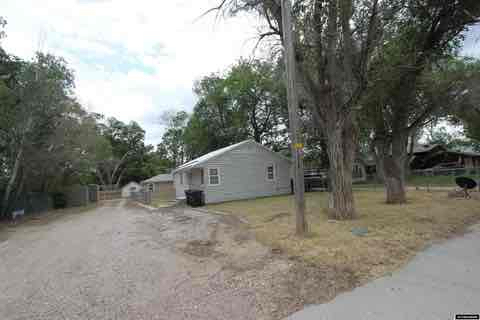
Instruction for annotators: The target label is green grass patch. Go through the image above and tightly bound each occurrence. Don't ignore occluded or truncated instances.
[407,174,480,186]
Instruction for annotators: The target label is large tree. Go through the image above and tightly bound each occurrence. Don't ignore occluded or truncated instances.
[96,117,153,187]
[363,2,480,204]
[182,59,288,160]
[213,0,384,219]
[0,53,77,216]
[223,59,287,145]
[157,110,189,166]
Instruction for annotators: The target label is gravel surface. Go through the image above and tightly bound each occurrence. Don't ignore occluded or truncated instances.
[0,200,352,320]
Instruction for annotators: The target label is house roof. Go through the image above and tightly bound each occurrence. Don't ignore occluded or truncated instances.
[173,139,291,174]
[412,144,444,154]
[447,150,480,157]
[142,173,173,183]
[412,143,480,157]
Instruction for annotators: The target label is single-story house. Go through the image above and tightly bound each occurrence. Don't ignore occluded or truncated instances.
[305,157,371,184]
[141,173,175,199]
[172,140,292,204]
[410,144,480,170]
[121,182,143,198]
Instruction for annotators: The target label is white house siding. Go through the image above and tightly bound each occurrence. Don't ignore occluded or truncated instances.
[202,142,291,204]
[174,172,187,199]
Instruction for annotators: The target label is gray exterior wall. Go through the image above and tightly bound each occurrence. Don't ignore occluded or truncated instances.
[174,141,292,204]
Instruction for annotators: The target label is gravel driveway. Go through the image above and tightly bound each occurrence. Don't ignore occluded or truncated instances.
[0,200,349,320]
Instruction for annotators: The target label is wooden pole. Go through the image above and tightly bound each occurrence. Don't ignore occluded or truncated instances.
[281,0,307,236]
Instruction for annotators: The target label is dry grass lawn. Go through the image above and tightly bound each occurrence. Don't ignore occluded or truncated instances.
[206,191,480,283]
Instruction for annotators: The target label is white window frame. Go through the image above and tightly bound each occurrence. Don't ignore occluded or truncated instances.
[148,183,154,192]
[266,163,276,181]
[208,167,221,186]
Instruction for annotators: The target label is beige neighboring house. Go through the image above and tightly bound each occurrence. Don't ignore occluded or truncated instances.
[172,140,292,204]
[141,173,175,199]
[121,182,143,198]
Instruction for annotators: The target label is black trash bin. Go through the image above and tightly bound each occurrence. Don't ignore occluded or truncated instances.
[184,189,204,207]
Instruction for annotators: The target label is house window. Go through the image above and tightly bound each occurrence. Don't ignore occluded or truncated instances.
[208,168,220,185]
[148,184,154,192]
[180,173,183,185]
[200,168,204,185]
[267,164,275,181]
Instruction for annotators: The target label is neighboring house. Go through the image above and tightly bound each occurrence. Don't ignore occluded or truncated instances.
[410,144,480,170]
[305,158,370,184]
[172,140,292,204]
[141,173,175,198]
[121,182,143,198]
[352,160,368,183]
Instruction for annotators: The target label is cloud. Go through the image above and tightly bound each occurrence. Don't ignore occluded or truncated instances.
[2,0,260,145]
[4,0,476,147]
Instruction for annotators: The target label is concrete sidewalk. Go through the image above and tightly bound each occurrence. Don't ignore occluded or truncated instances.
[288,224,480,320]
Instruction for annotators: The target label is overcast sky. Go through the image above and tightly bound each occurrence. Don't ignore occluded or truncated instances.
[2,0,479,146]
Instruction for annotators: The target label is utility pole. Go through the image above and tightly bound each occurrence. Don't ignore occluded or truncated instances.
[281,0,307,236]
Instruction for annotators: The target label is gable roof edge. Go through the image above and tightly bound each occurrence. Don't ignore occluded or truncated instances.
[173,140,292,174]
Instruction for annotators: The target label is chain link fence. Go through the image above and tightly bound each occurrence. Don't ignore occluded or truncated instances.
[305,167,480,192]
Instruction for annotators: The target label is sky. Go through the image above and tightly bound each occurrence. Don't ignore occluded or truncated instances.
[2,0,263,145]
[1,0,479,146]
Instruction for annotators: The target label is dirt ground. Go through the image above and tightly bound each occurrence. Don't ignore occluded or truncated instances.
[0,200,353,320]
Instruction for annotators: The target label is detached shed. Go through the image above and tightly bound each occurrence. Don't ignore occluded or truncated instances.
[141,173,175,200]
[172,140,292,204]
[121,182,142,198]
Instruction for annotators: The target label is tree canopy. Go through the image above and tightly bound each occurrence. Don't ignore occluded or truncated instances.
[158,59,288,163]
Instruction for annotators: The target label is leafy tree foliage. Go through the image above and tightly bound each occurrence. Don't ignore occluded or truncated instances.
[422,124,480,152]
[447,59,480,150]
[213,0,387,219]
[365,32,480,204]
[95,117,172,187]
[0,52,95,216]
[183,59,287,159]
[157,111,189,166]
[0,22,173,217]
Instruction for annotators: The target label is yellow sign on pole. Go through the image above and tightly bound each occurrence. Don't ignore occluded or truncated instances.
[293,143,304,150]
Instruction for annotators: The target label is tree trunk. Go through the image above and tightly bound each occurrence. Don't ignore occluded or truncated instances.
[382,156,407,204]
[371,142,384,183]
[13,172,26,205]
[375,133,408,204]
[1,146,23,217]
[95,168,107,187]
[114,169,125,189]
[325,123,356,220]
